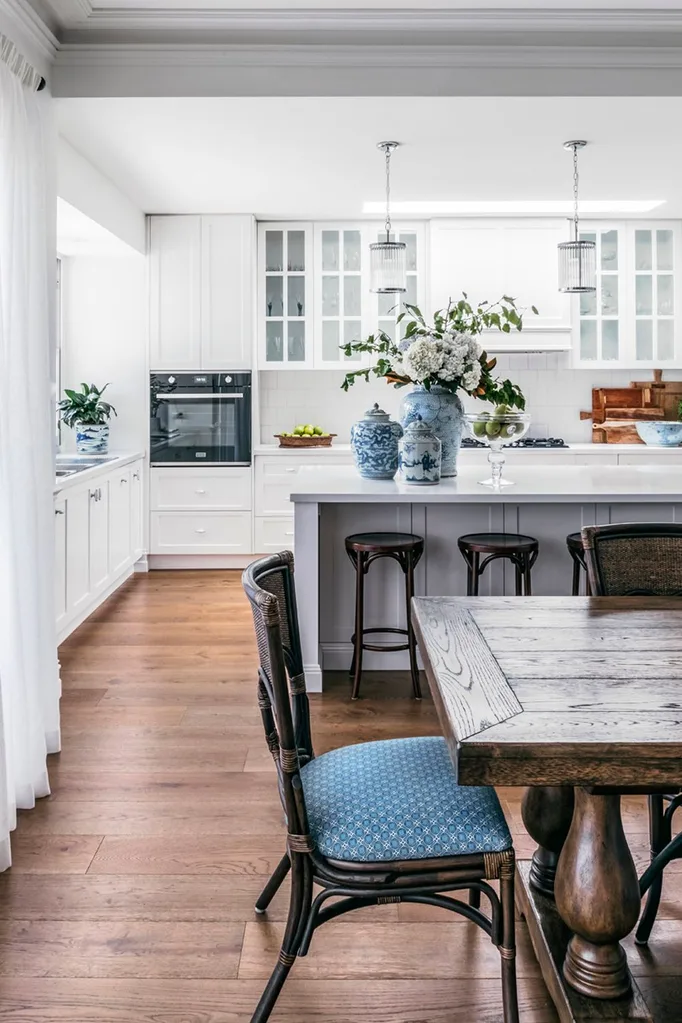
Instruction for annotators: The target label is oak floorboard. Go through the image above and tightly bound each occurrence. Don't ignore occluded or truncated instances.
[2,571,675,1022]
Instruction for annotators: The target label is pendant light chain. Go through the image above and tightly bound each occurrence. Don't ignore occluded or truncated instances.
[384,144,392,240]
[572,143,580,241]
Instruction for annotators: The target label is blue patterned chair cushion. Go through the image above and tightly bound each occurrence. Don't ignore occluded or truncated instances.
[300,736,511,863]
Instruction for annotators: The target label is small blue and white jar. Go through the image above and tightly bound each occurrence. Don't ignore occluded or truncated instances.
[350,403,403,480]
[75,423,110,454]
[399,415,442,486]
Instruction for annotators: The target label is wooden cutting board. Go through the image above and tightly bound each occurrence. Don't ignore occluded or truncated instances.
[580,370,672,443]
[632,369,682,422]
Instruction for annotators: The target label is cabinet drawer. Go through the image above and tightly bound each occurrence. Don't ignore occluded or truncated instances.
[150,511,252,554]
[255,456,350,515]
[255,516,295,553]
[151,467,252,511]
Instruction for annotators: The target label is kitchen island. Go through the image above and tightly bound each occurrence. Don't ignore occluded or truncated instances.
[291,463,682,691]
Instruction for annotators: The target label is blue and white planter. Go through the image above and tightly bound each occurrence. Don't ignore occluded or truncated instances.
[75,423,110,454]
[400,384,464,478]
[399,415,442,486]
[350,403,403,480]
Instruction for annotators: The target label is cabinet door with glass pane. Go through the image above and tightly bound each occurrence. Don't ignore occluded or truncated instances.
[259,224,313,369]
[369,224,426,346]
[574,225,623,366]
[313,225,369,368]
[631,223,679,367]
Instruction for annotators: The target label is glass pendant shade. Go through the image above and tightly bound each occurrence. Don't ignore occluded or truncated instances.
[370,239,407,294]
[558,238,597,293]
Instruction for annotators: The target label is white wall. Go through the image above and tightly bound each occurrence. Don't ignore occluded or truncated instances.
[259,356,682,445]
[60,254,148,455]
[57,138,146,254]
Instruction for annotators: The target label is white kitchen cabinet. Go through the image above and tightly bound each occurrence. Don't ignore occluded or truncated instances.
[255,516,296,554]
[54,497,67,632]
[201,215,254,370]
[150,215,255,371]
[150,216,202,370]
[259,223,313,368]
[429,219,572,351]
[150,511,252,554]
[151,467,251,511]
[109,468,132,577]
[130,463,144,558]
[88,480,110,595]
[573,221,682,369]
[616,452,682,465]
[65,485,91,619]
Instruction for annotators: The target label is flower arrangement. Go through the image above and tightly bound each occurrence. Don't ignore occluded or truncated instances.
[340,294,537,409]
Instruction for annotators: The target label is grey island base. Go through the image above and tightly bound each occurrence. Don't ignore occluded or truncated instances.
[291,464,682,692]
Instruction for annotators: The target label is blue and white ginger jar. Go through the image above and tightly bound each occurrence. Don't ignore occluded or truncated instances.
[399,415,441,486]
[400,384,464,478]
[350,403,403,480]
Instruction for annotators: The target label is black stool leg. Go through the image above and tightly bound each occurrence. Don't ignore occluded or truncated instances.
[571,556,581,596]
[404,551,422,700]
[470,552,481,596]
[523,554,534,596]
[514,559,523,596]
[350,551,366,701]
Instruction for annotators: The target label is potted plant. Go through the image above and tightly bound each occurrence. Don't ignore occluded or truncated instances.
[340,294,535,477]
[58,382,117,454]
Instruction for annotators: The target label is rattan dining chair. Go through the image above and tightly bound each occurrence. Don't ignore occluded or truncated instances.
[582,522,682,945]
[242,551,519,1023]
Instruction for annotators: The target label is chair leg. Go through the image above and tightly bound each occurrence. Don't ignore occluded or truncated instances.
[471,552,480,596]
[636,793,670,945]
[571,557,581,596]
[514,560,523,596]
[250,856,312,1023]
[500,865,520,1023]
[405,552,422,700]
[350,552,366,701]
[255,853,291,914]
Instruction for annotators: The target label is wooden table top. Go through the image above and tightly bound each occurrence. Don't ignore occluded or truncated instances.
[411,596,682,788]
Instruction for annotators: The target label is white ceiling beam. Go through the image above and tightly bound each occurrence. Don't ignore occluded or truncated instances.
[41,0,91,27]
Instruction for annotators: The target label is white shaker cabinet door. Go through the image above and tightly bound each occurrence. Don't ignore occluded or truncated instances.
[130,462,145,559]
[150,216,202,370]
[89,481,110,595]
[201,216,254,370]
[109,468,132,576]
[54,497,68,632]
[66,485,91,618]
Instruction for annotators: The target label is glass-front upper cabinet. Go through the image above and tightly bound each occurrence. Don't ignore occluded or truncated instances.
[259,224,313,369]
[574,221,681,368]
[313,225,367,368]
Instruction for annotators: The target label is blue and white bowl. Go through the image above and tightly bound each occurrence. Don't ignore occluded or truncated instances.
[635,421,682,447]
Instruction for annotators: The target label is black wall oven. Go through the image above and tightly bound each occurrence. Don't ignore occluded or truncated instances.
[150,372,252,466]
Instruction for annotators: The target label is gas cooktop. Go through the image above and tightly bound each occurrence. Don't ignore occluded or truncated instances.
[461,437,569,449]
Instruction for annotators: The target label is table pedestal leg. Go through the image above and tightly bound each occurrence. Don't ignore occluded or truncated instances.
[555,788,641,1000]
[522,786,575,898]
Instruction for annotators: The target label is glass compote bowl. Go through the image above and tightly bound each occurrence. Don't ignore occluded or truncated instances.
[464,410,532,488]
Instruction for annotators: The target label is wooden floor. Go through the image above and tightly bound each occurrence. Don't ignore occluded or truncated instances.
[0,571,681,1021]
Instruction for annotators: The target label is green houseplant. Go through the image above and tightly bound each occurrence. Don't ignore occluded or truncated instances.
[58,382,117,454]
[341,294,536,477]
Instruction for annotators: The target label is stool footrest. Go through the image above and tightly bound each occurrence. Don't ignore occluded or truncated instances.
[350,627,410,655]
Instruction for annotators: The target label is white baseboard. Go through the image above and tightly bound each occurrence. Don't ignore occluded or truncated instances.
[134,554,149,573]
[321,642,423,673]
[148,554,259,570]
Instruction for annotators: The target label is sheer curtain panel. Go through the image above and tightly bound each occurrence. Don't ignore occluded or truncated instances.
[0,44,60,870]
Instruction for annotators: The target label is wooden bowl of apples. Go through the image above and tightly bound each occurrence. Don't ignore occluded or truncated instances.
[275,424,336,448]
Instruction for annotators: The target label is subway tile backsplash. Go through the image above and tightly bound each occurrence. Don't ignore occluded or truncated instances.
[258,356,682,445]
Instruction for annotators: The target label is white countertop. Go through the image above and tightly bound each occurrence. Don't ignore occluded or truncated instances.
[54,452,144,493]
[255,442,682,457]
[290,464,682,504]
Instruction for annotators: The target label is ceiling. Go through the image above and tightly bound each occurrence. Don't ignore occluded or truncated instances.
[56,95,682,219]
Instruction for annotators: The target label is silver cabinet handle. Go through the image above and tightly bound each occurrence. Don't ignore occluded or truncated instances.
[195,489,206,494]
[285,468,297,473]
[195,528,206,534]
[285,531,294,536]
[55,508,64,515]
[98,488,102,500]
[121,478,128,484]
[132,471,140,480]
[90,491,97,501]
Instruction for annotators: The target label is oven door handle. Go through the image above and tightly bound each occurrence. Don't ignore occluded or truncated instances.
[156,393,244,400]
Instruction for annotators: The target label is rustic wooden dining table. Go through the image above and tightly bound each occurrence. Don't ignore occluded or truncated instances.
[411,595,682,1023]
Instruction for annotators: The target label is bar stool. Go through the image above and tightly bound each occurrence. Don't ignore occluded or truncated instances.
[345,532,424,701]
[458,533,539,596]
[566,531,591,596]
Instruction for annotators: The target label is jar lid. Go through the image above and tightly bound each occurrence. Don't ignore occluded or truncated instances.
[363,402,391,422]
[404,414,437,438]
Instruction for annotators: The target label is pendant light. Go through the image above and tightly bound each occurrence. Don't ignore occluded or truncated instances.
[558,140,596,294]
[370,141,407,294]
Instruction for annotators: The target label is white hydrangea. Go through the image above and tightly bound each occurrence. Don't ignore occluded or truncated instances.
[396,331,484,389]
[402,338,445,382]
[462,363,482,391]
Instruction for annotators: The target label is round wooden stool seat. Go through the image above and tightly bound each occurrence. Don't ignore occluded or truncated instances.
[566,531,591,596]
[457,532,539,597]
[345,532,424,701]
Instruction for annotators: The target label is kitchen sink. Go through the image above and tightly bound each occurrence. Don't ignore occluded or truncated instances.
[55,456,117,472]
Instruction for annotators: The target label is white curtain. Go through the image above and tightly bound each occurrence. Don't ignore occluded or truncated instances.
[0,47,60,870]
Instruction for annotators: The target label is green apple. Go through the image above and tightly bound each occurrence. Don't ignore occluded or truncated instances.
[293,425,305,436]
[485,420,502,437]
[303,426,315,436]
[473,420,487,437]
[313,425,323,435]
[494,403,510,417]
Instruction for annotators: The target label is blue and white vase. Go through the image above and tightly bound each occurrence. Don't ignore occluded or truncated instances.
[400,384,464,478]
[350,403,403,480]
[75,423,110,454]
[399,415,441,486]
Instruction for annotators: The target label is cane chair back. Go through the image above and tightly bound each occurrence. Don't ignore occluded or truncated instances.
[582,523,682,597]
